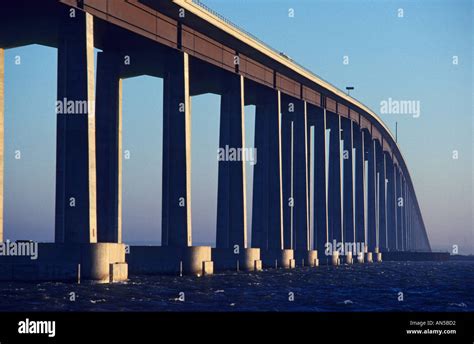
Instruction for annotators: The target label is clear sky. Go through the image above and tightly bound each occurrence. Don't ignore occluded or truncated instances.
[3,0,473,254]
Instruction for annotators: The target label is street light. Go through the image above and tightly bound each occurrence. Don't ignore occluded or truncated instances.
[346,86,354,95]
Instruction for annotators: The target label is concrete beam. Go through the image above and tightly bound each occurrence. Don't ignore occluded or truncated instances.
[162,51,192,247]
[55,9,97,243]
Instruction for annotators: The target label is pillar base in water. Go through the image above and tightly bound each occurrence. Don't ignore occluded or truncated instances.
[331,251,340,266]
[365,252,373,263]
[345,252,353,265]
[212,248,262,272]
[294,250,318,267]
[127,246,213,276]
[356,252,365,263]
[376,252,383,263]
[260,249,295,269]
[0,243,128,283]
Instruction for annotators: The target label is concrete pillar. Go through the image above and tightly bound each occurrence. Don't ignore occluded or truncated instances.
[407,193,412,251]
[341,118,355,250]
[96,51,122,243]
[403,179,409,251]
[396,168,403,250]
[345,251,353,264]
[327,112,342,245]
[400,176,406,251]
[55,9,97,243]
[377,142,387,251]
[353,125,366,252]
[281,99,293,249]
[386,154,396,251]
[331,251,340,266]
[293,101,309,252]
[365,133,377,253]
[162,51,192,247]
[313,107,328,258]
[216,74,247,249]
[251,87,283,251]
[0,48,3,243]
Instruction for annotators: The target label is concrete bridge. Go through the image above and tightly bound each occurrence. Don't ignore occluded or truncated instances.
[0,0,431,282]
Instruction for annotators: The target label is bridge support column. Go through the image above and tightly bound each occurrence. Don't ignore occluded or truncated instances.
[96,51,122,243]
[377,142,387,252]
[55,9,97,244]
[281,98,293,249]
[400,174,407,251]
[158,51,213,276]
[293,101,313,265]
[327,112,342,249]
[216,74,247,249]
[162,51,192,248]
[0,48,3,243]
[341,118,355,257]
[312,106,328,263]
[386,155,396,251]
[396,168,403,250]
[281,96,312,266]
[365,133,377,255]
[51,10,127,282]
[353,125,366,258]
[213,74,262,271]
[252,88,294,268]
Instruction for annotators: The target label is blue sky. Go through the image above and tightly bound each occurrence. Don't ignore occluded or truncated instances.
[3,0,473,253]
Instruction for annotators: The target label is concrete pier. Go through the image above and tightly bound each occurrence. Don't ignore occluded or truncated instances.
[294,250,318,267]
[353,126,366,250]
[55,9,97,244]
[327,112,342,244]
[331,251,340,266]
[127,246,213,276]
[212,248,261,272]
[261,249,295,269]
[0,243,127,282]
[216,73,247,251]
[345,251,353,265]
[312,106,329,256]
[365,252,374,263]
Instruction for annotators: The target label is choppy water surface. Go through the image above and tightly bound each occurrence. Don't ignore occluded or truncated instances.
[0,261,472,311]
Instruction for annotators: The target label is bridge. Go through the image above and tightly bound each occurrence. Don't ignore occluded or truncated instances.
[0,0,431,282]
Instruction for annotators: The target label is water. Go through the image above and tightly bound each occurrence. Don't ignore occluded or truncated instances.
[0,261,472,312]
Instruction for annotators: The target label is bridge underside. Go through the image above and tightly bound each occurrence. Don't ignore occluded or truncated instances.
[0,0,430,281]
